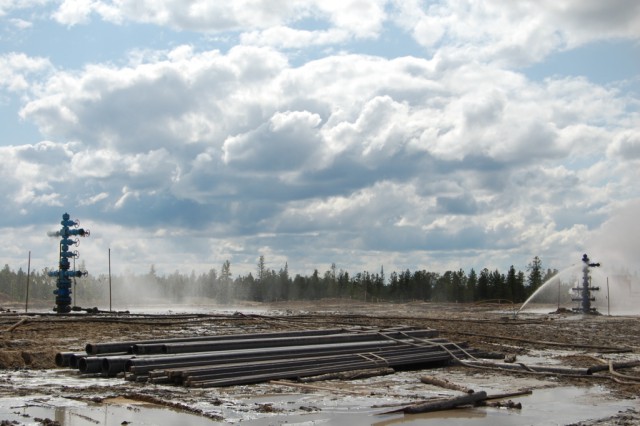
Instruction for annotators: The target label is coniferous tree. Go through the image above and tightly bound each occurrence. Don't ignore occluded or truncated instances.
[418,271,434,301]
[398,269,412,300]
[466,268,478,301]
[292,274,306,299]
[324,263,338,298]
[526,256,543,295]
[278,262,291,300]
[477,268,490,300]
[488,269,505,300]
[388,271,399,300]
[452,269,466,302]
[220,260,233,299]
[310,269,321,299]
[433,271,451,302]
[506,265,526,302]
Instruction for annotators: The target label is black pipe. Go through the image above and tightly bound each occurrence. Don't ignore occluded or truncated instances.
[128,341,402,376]
[186,351,459,388]
[78,356,105,374]
[126,337,446,377]
[180,345,470,380]
[145,340,459,380]
[69,353,89,369]
[58,326,483,388]
[169,342,463,380]
[159,330,438,355]
[101,355,137,376]
[87,327,365,355]
[175,352,388,382]
[94,334,456,378]
[146,344,472,388]
[55,352,86,367]
[131,327,379,355]
[176,347,465,385]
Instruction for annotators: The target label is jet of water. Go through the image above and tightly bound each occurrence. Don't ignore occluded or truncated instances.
[516,264,582,316]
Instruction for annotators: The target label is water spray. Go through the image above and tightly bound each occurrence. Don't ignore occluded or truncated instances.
[48,213,90,313]
[571,253,600,314]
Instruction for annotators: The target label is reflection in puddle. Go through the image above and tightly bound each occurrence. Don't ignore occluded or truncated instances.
[0,396,217,425]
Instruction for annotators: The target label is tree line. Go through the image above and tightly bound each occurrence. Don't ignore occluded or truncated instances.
[0,256,557,308]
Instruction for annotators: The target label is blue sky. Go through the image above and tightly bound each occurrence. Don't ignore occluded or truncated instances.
[1,0,639,280]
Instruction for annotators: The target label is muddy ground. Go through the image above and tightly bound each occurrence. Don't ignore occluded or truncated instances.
[0,300,638,425]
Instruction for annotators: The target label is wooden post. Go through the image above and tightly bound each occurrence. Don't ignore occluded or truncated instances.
[402,391,487,414]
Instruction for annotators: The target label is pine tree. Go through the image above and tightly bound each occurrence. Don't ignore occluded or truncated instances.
[526,256,543,294]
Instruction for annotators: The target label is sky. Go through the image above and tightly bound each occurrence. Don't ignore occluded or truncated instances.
[1,0,639,280]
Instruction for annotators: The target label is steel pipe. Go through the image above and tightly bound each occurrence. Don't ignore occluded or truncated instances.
[101,355,138,376]
[63,327,475,388]
[78,356,105,374]
[177,351,448,385]
[186,351,462,388]
[55,352,86,367]
[126,337,441,377]
[146,344,473,386]
[159,330,438,355]
[165,341,462,380]
[69,353,89,369]
[86,327,381,355]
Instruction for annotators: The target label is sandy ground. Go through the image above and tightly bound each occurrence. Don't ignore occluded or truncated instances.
[0,300,638,425]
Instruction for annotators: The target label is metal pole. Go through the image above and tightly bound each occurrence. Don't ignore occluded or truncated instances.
[25,251,31,313]
[607,277,610,316]
[108,248,112,312]
[73,256,76,308]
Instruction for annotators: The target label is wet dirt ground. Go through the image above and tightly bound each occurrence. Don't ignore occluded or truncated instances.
[0,300,638,425]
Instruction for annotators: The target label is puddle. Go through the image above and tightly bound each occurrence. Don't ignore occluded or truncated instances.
[372,386,634,426]
[0,396,217,425]
[228,386,636,425]
[0,368,636,424]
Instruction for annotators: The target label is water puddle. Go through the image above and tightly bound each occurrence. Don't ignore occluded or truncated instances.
[0,369,636,424]
[372,386,634,426]
[0,396,216,426]
[231,386,636,425]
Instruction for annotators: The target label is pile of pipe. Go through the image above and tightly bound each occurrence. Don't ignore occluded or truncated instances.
[56,326,478,388]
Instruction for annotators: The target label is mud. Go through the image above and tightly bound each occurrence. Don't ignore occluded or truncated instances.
[0,300,638,424]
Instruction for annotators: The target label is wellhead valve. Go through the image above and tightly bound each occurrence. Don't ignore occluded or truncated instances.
[48,212,90,313]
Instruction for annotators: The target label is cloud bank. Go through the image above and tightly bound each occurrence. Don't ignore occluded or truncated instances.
[0,0,638,278]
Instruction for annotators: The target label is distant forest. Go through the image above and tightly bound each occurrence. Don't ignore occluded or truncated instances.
[0,255,558,309]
